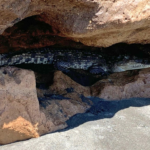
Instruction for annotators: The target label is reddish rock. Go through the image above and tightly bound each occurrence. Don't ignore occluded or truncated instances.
[0,0,149,52]
[49,71,91,97]
[1,66,150,145]
[0,67,89,145]
[48,69,150,101]
[0,66,41,144]
[91,69,150,100]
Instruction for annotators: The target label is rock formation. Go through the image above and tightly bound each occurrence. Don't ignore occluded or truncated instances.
[40,69,150,101]
[0,0,149,52]
[0,67,89,145]
[1,66,150,144]
[91,69,150,100]
[0,0,149,146]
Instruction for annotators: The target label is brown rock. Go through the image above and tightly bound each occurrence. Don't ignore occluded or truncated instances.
[0,0,149,52]
[49,71,91,97]
[91,69,150,100]
[0,66,42,144]
[40,99,89,127]
[0,67,89,145]
[48,69,150,101]
[1,66,150,145]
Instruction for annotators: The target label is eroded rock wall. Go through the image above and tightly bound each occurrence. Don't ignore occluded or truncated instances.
[0,0,149,52]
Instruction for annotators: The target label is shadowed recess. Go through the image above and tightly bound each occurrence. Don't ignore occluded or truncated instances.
[57,97,150,131]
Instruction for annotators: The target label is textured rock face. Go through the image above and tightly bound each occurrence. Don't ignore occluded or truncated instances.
[47,69,150,100]
[2,98,150,150]
[91,69,150,100]
[0,0,150,146]
[0,67,40,144]
[1,66,150,145]
[49,71,91,97]
[0,67,89,145]
[0,0,149,52]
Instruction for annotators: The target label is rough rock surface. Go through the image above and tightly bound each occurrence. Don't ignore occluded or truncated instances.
[0,0,149,146]
[49,71,91,97]
[0,67,89,145]
[1,66,150,145]
[91,68,150,100]
[46,69,150,100]
[0,0,149,52]
[1,97,150,150]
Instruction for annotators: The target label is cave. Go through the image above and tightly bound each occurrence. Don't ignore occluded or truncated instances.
[1,15,150,87]
[0,0,150,147]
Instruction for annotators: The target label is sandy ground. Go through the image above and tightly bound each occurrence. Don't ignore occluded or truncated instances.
[1,97,150,150]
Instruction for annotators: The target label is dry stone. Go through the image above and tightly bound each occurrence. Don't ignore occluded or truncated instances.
[0,67,88,145]
[91,68,150,100]
[0,0,149,52]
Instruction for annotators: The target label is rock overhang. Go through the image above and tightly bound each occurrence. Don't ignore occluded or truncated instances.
[0,0,150,145]
[0,0,149,53]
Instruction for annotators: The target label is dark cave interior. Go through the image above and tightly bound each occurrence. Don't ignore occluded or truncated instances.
[0,15,150,87]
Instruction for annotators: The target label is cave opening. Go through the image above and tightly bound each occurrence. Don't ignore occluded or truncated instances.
[0,10,150,145]
[0,14,150,102]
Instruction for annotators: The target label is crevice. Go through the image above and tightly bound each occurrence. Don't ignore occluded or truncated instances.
[0,12,150,143]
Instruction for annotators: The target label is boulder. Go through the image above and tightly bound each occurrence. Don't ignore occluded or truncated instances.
[0,67,88,145]
[91,68,150,100]
[1,66,150,145]
[0,66,41,144]
[49,71,91,97]
[47,69,150,100]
